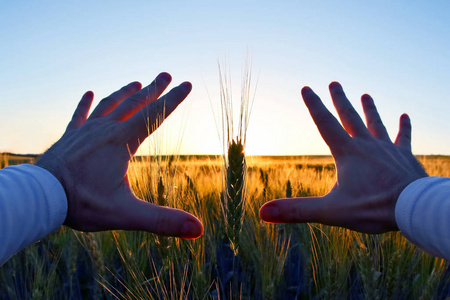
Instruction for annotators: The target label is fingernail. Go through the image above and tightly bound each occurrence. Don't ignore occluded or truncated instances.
[301,86,313,96]
[83,91,94,98]
[129,81,142,90]
[181,221,199,238]
[180,81,192,90]
[269,206,280,220]
[329,81,341,90]
[158,72,172,82]
[302,86,311,92]
[261,204,280,221]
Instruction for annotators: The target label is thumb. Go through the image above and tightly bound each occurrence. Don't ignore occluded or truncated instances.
[259,196,326,224]
[117,197,204,239]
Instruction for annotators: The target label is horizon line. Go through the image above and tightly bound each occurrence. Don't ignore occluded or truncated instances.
[2,152,449,158]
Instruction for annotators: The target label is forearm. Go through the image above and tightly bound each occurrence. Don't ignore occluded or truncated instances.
[0,164,67,265]
[395,176,450,260]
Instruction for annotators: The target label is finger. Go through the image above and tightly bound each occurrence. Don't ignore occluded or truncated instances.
[329,82,370,138]
[66,91,94,131]
[259,192,372,232]
[89,81,142,119]
[361,94,391,141]
[118,197,203,239]
[123,81,192,150]
[259,197,326,224]
[394,113,412,151]
[301,86,351,153]
[108,72,172,121]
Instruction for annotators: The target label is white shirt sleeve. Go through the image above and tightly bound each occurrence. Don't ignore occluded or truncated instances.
[395,176,450,260]
[0,164,67,265]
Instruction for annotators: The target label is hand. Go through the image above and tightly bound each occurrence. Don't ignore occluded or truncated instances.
[260,82,428,233]
[35,72,203,239]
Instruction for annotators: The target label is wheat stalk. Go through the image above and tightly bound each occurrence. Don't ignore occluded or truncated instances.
[218,55,257,254]
[0,153,9,169]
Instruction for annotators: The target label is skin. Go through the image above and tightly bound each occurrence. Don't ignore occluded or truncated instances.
[35,72,204,239]
[260,82,428,233]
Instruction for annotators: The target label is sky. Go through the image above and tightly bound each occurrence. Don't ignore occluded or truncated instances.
[0,1,449,156]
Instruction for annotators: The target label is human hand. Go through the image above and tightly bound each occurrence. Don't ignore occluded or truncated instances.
[260,82,428,233]
[35,72,203,239]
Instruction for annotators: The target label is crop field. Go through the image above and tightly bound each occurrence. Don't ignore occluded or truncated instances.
[0,153,37,169]
[0,154,449,299]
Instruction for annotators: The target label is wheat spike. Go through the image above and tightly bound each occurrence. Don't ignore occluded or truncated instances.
[225,137,246,252]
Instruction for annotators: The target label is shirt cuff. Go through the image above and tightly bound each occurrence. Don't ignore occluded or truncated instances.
[395,176,449,258]
[14,164,68,230]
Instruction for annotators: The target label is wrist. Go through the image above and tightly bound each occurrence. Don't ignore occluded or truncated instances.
[35,153,71,224]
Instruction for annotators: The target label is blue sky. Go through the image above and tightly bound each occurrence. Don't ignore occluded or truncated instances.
[0,1,449,155]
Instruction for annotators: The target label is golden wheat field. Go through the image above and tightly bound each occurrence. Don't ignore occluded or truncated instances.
[0,154,449,299]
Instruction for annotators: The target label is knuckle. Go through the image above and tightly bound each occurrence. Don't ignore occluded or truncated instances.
[368,118,383,128]
[99,96,113,105]
[290,201,318,223]
[121,84,135,94]
[402,121,412,130]
[124,95,148,112]
[399,131,411,141]
[402,131,411,139]
[338,106,356,118]
[314,111,334,126]
[155,210,173,236]
[126,94,146,106]
[291,204,304,222]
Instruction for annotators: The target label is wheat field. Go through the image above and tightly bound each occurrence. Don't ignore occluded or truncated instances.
[0,154,449,299]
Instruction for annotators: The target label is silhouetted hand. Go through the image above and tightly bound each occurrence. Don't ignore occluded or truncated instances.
[260,82,428,233]
[35,73,203,239]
